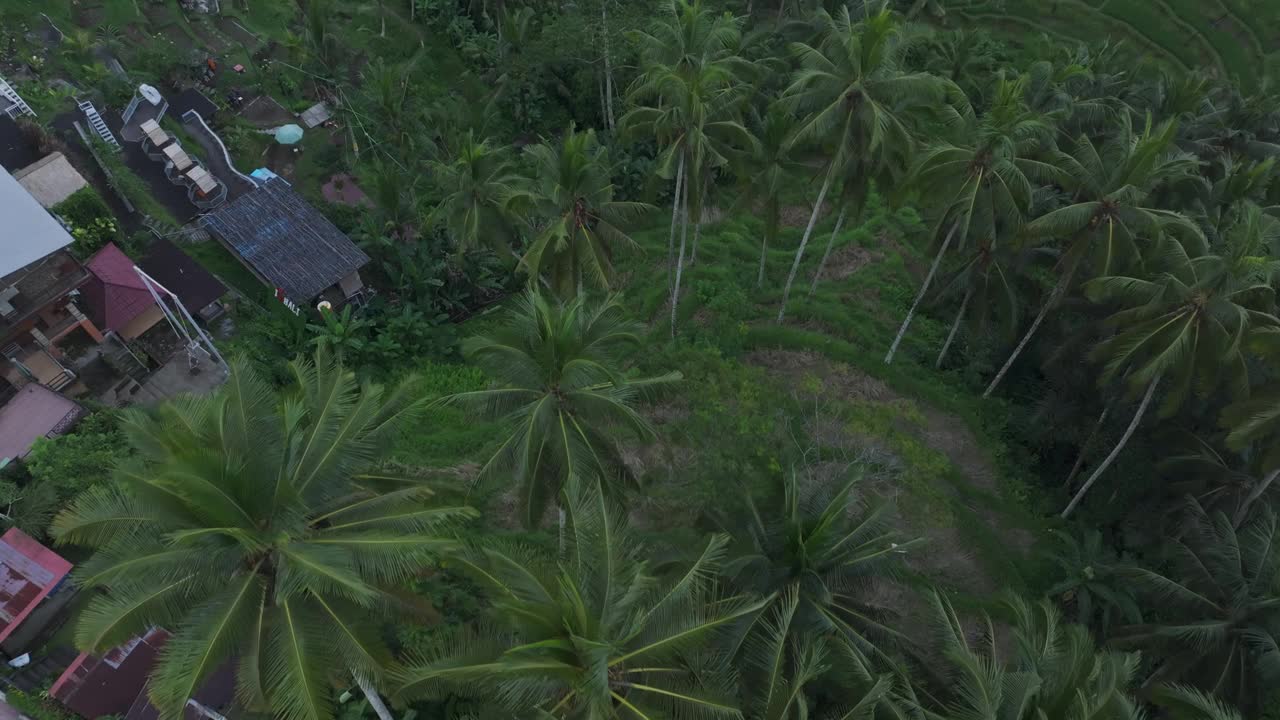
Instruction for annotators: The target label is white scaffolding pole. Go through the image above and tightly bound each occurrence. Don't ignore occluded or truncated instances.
[132,265,229,374]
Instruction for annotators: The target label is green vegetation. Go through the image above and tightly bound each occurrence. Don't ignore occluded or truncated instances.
[5,0,1280,719]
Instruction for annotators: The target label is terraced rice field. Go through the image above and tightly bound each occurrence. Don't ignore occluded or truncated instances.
[949,0,1279,89]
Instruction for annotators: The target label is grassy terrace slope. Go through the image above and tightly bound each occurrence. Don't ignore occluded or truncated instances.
[949,0,1278,89]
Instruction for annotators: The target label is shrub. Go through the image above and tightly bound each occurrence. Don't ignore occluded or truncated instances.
[52,188,121,257]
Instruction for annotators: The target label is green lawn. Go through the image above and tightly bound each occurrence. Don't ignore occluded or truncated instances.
[951,0,1280,88]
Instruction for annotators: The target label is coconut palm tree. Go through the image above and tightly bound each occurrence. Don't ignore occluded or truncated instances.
[1152,685,1248,720]
[519,126,652,298]
[51,351,476,720]
[1222,388,1280,527]
[718,467,921,674]
[927,592,1143,720]
[443,291,680,530]
[930,235,1036,369]
[429,131,527,255]
[1119,500,1280,714]
[394,480,772,719]
[1042,528,1142,636]
[739,590,909,720]
[1062,204,1280,517]
[737,103,807,288]
[885,72,1057,364]
[624,0,754,335]
[776,2,950,323]
[983,116,1205,398]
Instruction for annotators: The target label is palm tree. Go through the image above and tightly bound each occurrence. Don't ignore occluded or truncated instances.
[51,352,475,720]
[885,72,1056,364]
[519,126,652,298]
[394,480,772,719]
[1119,500,1280,714]
[624,0,753,335]
[983,116,1205,398]
[1152,685,1248,720]
[776,2,950,323]
[737,103,806,288]
[428,131,526,255]
[1042,528,1142,636]
[718,468,920,673]
[927,592,1142,720]
[443,291,680,529]
[930,235,1034,369]
[739,591,908,720]
[1062,204,1280,517]
[1222,384,1280,526]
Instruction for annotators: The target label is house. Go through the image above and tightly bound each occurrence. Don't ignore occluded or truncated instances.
[0,165,102,393]
[12,152,88,209]
[82,243,166,341]
[50,628,237,720]
[0,528,72,645]
[0,383,85,463]
[139,239,227,321]
[199,176,369,310]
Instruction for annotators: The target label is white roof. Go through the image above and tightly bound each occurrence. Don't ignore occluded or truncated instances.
[0,166,73,278]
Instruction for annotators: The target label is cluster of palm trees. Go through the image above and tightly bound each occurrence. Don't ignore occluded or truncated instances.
[51,338,1275,720]
[614,0,1280,526]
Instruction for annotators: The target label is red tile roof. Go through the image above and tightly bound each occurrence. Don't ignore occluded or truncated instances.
[0,528,72,644]
[84,243,156,332]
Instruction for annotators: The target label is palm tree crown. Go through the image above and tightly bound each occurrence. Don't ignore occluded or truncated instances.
[429,131,527,254]
[395,482,771,719]
[519,126,652,298]
[445,291,681,528]
[52,352,475,720]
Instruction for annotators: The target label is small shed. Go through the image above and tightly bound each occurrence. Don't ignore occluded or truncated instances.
[140,239,227,321]
[161,144,193,172]
[299,102,332,128]
[0,527,73,645]
[139,118,170,148]
[186,166,218,196]
[199,177,369,305]
[12,153,88,208]
[83,243,165,340]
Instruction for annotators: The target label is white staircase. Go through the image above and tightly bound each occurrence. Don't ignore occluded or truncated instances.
[0,74,34,118]
[78,100,120,150]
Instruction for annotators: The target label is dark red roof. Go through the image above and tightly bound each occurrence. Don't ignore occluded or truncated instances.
[84,243,156,332]
[51,628,169,719]
[0,528,72,644]
[139,239,226,314]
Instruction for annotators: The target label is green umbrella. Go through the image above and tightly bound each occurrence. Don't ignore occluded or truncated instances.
[275,124,304,145]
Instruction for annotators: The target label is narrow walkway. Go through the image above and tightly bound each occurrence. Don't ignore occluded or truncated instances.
[180,112,257,201]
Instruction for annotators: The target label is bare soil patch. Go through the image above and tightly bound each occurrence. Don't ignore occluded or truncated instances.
[743,349,1029,594]
[779,202,829,228]
[823,244,882,282]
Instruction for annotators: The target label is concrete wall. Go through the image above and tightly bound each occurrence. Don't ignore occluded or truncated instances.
[117,304,165,340]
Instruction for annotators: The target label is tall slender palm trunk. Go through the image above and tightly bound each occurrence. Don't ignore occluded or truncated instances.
[1063,406,1109,490]
[600,0,616,131]
[1061,376,1159,518]
[355,675,395,720]
[691,178,711,265]
[777,170,833,323]
[1234,469,1279,528]
[666,154,686,294]
[936,284,972,369]
[807,205,848,298]
[671,158,692,338]
[886,221,960,364]
[984,264,1076,398]
[758,200,778,288]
